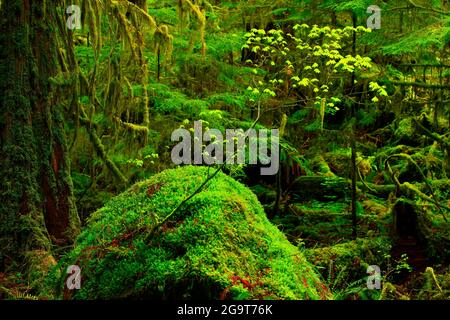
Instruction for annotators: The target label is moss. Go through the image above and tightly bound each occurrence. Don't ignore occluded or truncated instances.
[304,237,392,272]
[414,267,450,300]
[25,250,57,295]
[379,282,409,300]
[304,237,392,299]
[394,118,423,146]
[319,148,351,177]
[422,210,450,264]
[47,166,331,300]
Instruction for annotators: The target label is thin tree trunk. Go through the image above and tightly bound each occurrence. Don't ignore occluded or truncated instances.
[157,47,161,81]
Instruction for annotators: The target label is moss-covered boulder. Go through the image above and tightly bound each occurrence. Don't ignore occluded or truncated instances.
[48,166,331,300]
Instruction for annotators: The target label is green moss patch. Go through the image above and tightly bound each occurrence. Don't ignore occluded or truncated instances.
[48,166,331,300]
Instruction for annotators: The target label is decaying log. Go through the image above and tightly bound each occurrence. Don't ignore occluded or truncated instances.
[290,175,448,203]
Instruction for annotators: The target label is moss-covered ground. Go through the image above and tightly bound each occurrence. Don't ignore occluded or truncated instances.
[44,166,331,300]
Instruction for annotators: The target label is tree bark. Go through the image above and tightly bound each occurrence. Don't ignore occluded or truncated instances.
[0,0,80,271]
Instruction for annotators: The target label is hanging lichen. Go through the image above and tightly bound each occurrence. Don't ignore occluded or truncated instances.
[177,0,212,55]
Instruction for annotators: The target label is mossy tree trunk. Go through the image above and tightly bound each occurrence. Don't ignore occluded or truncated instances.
[0,0,80,271]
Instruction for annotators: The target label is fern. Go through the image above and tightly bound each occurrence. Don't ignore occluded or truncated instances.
[382,25,450,56]
[208,93,247,110]
[320,0,375,15]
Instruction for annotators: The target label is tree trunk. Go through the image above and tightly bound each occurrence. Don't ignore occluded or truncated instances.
[350,12,358,239]
[0,0,80,272]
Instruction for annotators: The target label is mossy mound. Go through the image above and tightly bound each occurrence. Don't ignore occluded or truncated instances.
[304,237,392,299]
[49,166,331,300]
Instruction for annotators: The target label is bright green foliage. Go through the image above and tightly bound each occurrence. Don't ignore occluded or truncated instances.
[47,167,331,300]
[243,24,387,130]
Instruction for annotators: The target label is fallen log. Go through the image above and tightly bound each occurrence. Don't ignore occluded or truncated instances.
[289,176,449,201]
[358,180,449,198]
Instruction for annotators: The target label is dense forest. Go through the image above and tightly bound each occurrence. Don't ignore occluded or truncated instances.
[0,0,449,301]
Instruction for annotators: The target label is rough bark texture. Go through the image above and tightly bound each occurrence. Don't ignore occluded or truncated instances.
[0,0,80,272]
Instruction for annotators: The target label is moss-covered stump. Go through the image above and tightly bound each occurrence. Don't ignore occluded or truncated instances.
[48,166,331,300]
